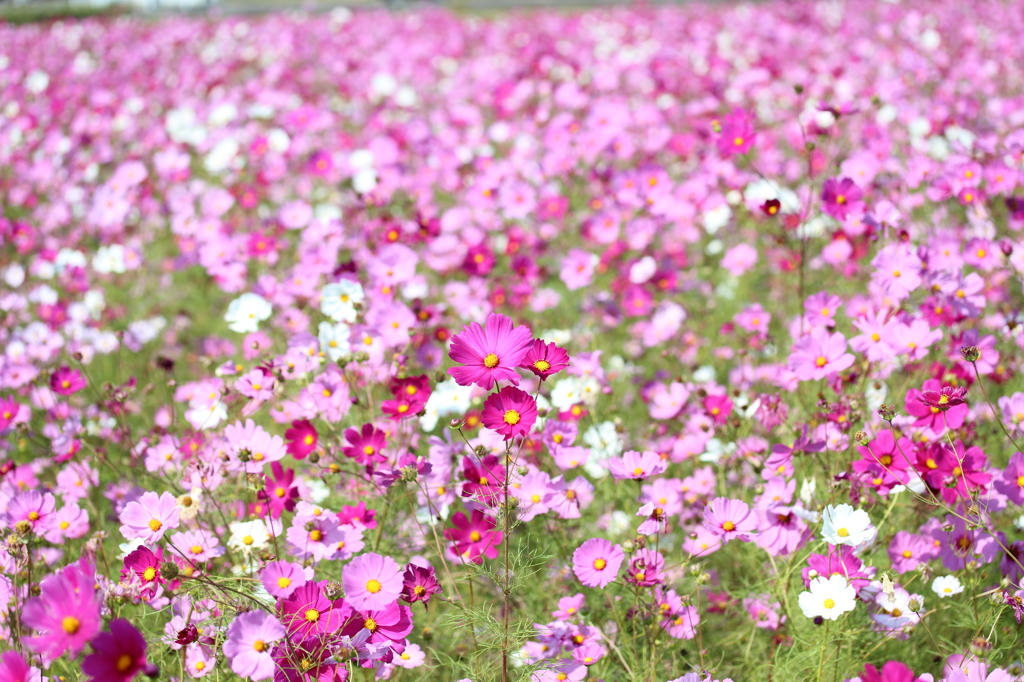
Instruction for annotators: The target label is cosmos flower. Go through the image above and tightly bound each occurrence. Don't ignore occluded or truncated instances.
[343,552,404,612]
[447,312,534,390]
[223,611,286,681]
[481,386,538,440]
[798,575,857,620]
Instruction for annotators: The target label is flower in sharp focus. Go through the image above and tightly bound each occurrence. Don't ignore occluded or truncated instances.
[798,575,857,620]
[481,386,538,441]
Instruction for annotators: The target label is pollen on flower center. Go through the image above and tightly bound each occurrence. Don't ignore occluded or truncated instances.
[483,353,500,368]
[143,567,157,581]
[534,359,551,371]
[304,609,320,622]
[823,599,836,609]
[62,616,81,634]
[593,558,607,570]
[815,356,827,367]
[733,136,744,146]
[117,654,134,672]
[309,530,323,542]
[722,521,736,532]
[470,531,482,542]
[837,528,849,537]
[632,467,644,476]
[149,519,163,532]
[364,618,378,631]
[278,577,292,589]
[366,579,382,594]
[190,544,203,554]
[503,409,521,425]
[253,639,267,652]
[243,535,254,545]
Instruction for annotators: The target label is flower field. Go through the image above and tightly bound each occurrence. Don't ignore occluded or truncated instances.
[2,0,1024,680]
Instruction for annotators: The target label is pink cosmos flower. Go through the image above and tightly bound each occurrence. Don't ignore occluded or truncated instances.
[571,642,606,666]
[994,451,1024,505]
[447,312,534,390]
[118,491,180,543]
[519,339,570,380]
[343,552,404,612]
[717,108,756,158]
[278,581,352,639]
[5,490,55,532]
[400,563,442,605]
[258,461,298,519]
[703,497,757,542]
[858,661,930,682]
[905,379,968,432]
[572,538,625,588]
[787,328,855,381]
[260,561,307,599]
[481,386,538,441]
[284,419,318,459]
[23,561,102,660]
[607,450,667,480]
[82,619,154,682]
[917,385,967,411]
[445,509,502,564]
[0,651,39,682]
[235,368,274,401]
[342,423,388,465]
[49,366,86,396]
[821,177,863,220]
[625,548,665,586]
[223,610,286,680]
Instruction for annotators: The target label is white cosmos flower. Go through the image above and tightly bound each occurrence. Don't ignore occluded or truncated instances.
[798,575,857,620]
[821,504,874,546]
[318,321,351,362]
[931,575,963,598]
[224,293,272,333]
[321,280,365,323]
[229,520,271,551]
[419,379,474,432]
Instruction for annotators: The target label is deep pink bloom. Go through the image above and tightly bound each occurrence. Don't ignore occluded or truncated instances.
[519,339,571,380]
[121,546,163,597]
[859,660,930,682]
[50,366,86,396]
[821,177,863,220]
[82,619,153,682]
[916,385,968,411]
[447,312,534,390]
[340,601,414,651]
[703,497,757,542]
[572,538,625,588]
[0,396,19,430]
[625,548,665,586]
[343,552,404,612]
[23,561,102,659]
[278,581,352,639]
[342,423,388,465]
[481,386,538,441]
[461,455,506,504]
[905,379,968,432]
[258,461,298,519]
[0,651,37,682]
[445,509,502,564]
[401,562,442,605]
[338,502,377,530]
[703,394,733,425]
[284,419,318,459]
[802,546,875,592]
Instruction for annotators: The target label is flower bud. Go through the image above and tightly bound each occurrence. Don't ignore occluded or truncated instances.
[622,540,635,553]
[161,562,180,580]
[877,405,896,421]
[324,580,345,600]
[960,346,981,363]
[854,431,869,446]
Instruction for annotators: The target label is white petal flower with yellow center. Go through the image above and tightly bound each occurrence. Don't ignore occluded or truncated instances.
[821,503,874,546]
[798,575,857,620]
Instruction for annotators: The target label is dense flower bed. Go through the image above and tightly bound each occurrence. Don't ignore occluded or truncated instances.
[2,1,1024,680]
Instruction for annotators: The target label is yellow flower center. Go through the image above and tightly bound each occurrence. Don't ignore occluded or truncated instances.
[277,577,292,589]
[837,528,849,538]
[823,599,836,609]
[815,356,827,368]
[243,535,254,545]
[62,616,81,634]
[534,359,551,371]
[190,544,203,554]
[632,467,644,476]
[366,579,382,594]
[483,353,499,368]
[143,567,157,581]
[503,410,521,425]
[304,435,314,445]
[28,511,39,521]
[593,558,607,570]
[470,531,482,542]
[117,654,134,672]
[364,618,378,631]
[902,550,912,558]
[722,521,736,532]
[310,530,323,542]
[305,609,320,622]
[253,640,267,652]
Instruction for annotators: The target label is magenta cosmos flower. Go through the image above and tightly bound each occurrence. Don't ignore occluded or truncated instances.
[118,491,180,543]
[821,177,863,220]
[50,366,86,396]
[447,312,534,390]
[82,619,154,682]
[703,497,758,542]
[917,385,967,411]
[284,419,318,459]
[0,651,37,682]
[572,538,625,588]
[23,562,102,659]
[278,581,351,639]
[445,509,503,564]
[717,107,756,158]
[401,562,442,605]
[223,610,286,681]
[260,560,307,599]
[788,328,855,381]
[519,339,570,380]
[343,552,404,611]
[607,450,667,480]
[481,386,538,440]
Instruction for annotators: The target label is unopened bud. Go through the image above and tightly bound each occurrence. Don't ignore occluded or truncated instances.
[161,562,180,580]
[622,540,635,553]
[323,580,345,600]
[960,346,981,363]
[877,405,896,421]
[854,431,869,446]
[794,84,804,94]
